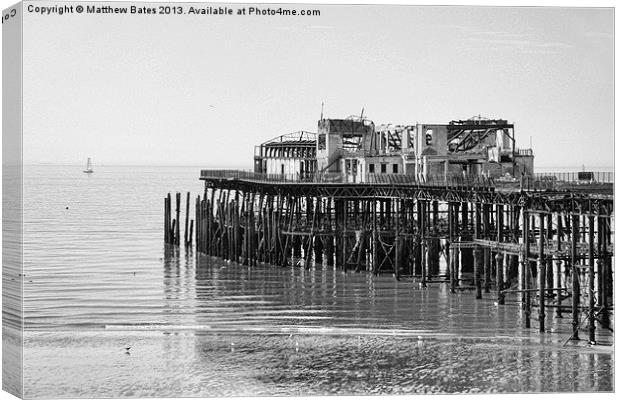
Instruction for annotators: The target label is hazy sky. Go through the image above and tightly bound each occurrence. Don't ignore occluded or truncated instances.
[20,3,613,168]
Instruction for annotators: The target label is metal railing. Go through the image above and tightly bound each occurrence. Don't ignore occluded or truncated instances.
[533,171,614,184]
[200,169,496,188]
[200,170,614,192]
[200,170,339,183]
[516,148,534,156]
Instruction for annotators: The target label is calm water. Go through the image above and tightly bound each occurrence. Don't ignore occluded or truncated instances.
[12,165,614,397]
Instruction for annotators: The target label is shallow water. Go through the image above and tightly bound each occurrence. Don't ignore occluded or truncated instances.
[11,165,615,397]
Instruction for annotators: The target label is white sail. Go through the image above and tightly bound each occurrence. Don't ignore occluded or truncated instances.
[84,157,94,173]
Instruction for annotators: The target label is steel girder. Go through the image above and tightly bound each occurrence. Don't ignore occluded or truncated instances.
[202,178,613,217]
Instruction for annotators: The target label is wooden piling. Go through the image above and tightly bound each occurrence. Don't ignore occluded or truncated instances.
[164,195,169,244]
[184,192,190,246]
[418,200,427,287]
[189,220,194,245]
[483,204,491,293]
[429,236,440,277]
[372,199,378,274]
[545,213,554,297]
[171,219,176,245]
[461,202,473,273]
[175,192,181,246]
[555,213,563,318]
[588,214,595,343]
[250,192,257,266]
[195,195,200,251]
[473,203,482,299]
[167,193,173,244]
[453,202,460,286]
[496,204,504,305]
[538,212,545,333]
[523,209,531,329]
[602,215,612,324]
[599,216,610,328]
[570,214,580,340]
[447,202,454,293]
[414,200,422,276]
[394,235,401,280]
[335,198,345,270]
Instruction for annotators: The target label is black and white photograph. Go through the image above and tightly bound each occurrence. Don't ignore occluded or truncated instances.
[1,0,615,398]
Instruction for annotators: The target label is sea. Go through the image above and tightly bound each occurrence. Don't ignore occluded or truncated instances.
[3,164,614,398]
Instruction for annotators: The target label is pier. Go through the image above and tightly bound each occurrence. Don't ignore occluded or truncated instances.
[164,115,614,343]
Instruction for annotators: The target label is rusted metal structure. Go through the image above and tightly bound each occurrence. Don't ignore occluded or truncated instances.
[250,115,533,184]
[253,131,317,177]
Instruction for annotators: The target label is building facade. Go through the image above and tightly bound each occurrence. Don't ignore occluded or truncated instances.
[254,115,534,182]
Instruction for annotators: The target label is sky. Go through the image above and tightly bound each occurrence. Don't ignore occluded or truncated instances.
[16,2,614,169]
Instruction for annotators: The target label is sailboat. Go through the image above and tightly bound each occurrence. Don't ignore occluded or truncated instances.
[83,157,94,174]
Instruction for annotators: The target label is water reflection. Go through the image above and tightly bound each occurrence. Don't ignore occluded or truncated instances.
[157,249,616,393]
[194,249,606,340]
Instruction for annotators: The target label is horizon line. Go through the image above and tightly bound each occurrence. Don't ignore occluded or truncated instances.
[17,162,616,170]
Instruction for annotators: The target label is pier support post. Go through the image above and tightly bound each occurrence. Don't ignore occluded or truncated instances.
[209,189,216,256]
[448,203,454,293]
[507,206,520,284]
[428,233,440,277]
[200,191,205,255]
[546,213,554,296]
[164,194,170,244]
[570,214,580,340]
[588,214,596,343]
[602,215,612,328]
[208,195,213,255]
[538,212,545,333]
[175,192,181,246]
[522,209,531,329]
[483,204,491,293]
[394,199,401,278]
[461,202,473,273]
[184,192,190,246]
[313,198,323,265]
[394,236,401,280]
[281,196,295,267]
[195,195,201,251]
[334,198,346,271]
[372,199,378,274]
[419,200,427,287]
[325,199,334,267]
[414,200,422,276]
[453,203,460,286]
[261,198,269,263]
[496,204,504,304]
[599,216,609,328]
[266,198,274,264]
[556,213,563,318]
[473,203,482,299]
